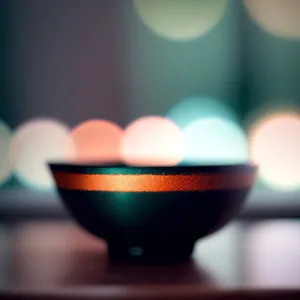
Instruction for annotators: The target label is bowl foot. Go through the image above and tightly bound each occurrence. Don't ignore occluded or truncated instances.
[108,240,195,263]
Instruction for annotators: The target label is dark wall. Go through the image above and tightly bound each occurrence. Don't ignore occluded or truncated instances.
[1,0,129,128]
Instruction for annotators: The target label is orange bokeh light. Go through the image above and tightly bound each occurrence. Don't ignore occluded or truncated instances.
[66,120,123,163]
[121,116,182,166]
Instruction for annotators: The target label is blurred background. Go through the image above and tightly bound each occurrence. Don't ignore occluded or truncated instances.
[0,0,300,288]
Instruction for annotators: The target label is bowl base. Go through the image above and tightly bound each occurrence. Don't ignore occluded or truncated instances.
[108,241,195,263]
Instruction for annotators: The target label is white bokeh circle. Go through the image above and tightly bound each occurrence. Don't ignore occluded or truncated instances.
[182,117,249,165]
[244,0,300,39]
[9,118,72,190]
[249,113,300,190]
[134,0,228,41]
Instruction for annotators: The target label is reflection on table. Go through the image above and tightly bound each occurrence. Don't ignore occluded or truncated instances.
[0,220,299,291]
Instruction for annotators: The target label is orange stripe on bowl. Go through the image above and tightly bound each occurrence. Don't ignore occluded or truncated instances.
[52,171,256,192]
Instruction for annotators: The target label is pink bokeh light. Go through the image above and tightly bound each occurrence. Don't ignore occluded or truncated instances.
[121,116,183,166]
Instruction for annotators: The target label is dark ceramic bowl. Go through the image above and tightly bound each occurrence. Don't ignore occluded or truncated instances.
[49,163,256,262]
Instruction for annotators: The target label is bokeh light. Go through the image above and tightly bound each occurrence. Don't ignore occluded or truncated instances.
[182,117,249,165]
[9,119,72,190]
[244,0,300,39]
[0,120,13,187]
[67,119,123,163]
[121,116,182,166]
[166,97,237,129]
[134,0,227,41]
[249,112,300,191]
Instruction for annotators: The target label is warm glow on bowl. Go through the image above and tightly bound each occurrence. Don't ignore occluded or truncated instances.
[66,119,123,163]
[121,116,182,166]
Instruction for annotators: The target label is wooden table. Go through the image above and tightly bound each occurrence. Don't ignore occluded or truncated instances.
[0,221,299,299]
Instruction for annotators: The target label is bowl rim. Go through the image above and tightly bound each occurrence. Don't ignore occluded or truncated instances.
[48,161,257,175]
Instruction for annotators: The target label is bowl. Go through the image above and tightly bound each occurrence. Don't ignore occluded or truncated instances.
[49,162,256,262]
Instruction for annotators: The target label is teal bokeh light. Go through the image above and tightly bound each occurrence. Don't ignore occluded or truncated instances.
[166,97,237,129]
[182,117,249,165]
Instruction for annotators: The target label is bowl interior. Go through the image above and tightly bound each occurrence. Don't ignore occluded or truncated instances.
[49,161,256,174]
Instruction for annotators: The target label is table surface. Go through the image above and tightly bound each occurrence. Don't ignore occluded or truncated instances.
[0,221,300,299]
